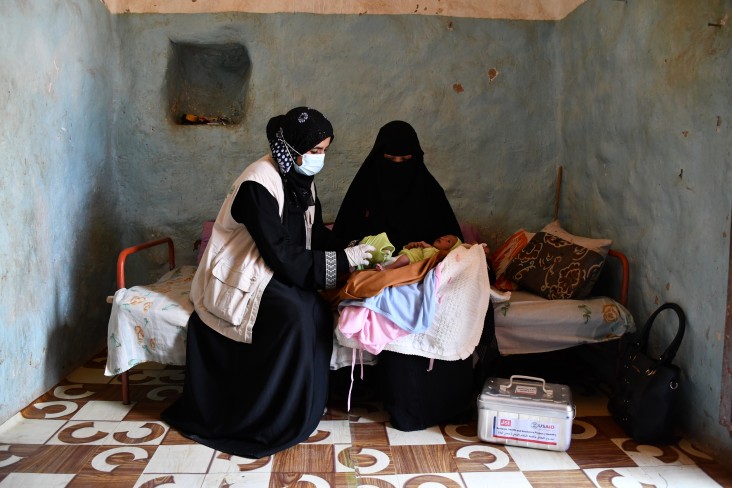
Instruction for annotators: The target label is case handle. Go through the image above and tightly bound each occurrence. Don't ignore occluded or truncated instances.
[500,375,553,398]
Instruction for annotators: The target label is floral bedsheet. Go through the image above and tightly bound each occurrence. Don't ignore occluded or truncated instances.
[494,290,635,355]
[104,266,196,376]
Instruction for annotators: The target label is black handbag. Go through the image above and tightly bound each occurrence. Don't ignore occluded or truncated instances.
[608,302,686,444]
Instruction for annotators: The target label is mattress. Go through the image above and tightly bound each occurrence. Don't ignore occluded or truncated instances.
[494,290,635,355]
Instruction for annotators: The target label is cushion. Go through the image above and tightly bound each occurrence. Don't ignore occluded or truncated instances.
[489,229,534,291]
[541,220,612,258]
[504,232,605,300]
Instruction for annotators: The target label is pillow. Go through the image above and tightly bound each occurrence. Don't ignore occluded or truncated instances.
[489,229,535,291]
[504,232,605,300]
[541,220,612,258]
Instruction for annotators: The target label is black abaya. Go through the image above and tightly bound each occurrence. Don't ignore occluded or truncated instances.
[162,175,348,459]
[161,278,332,458]
[332,121,490,431]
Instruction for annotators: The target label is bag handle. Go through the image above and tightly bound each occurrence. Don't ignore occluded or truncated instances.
[636,302,686,365]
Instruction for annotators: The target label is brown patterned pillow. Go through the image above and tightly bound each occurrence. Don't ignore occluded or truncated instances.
[504,232,605,300]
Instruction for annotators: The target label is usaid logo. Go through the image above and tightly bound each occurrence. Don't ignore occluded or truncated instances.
[531,422,556,430]
[500,419,512,426]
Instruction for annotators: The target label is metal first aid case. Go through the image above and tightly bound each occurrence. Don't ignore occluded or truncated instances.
[478,375,576,452]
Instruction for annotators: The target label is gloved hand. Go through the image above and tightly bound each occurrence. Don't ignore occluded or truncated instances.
[344,244,375,268]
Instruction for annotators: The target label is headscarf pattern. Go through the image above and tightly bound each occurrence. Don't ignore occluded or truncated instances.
[266,107,334,211]
[269,127,297,176]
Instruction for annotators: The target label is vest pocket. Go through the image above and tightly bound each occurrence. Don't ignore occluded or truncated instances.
[203,259,259,326]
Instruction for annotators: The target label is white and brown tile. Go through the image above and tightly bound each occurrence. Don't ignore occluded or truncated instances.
[0,353,730,488]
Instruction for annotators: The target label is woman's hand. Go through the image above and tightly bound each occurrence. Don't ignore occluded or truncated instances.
[344,244,375,267]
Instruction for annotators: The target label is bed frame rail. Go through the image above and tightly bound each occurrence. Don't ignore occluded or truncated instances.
[108,237,176,404]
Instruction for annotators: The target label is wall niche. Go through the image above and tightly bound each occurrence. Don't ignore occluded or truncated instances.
[166,42,251,125]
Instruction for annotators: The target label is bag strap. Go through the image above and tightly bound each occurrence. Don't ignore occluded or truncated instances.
[636,302,686,365]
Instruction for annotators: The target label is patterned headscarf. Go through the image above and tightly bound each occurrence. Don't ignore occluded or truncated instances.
[266,107,334,211]
[266,107,334,177]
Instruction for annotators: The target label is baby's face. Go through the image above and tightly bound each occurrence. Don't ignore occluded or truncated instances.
[433,235,458,251]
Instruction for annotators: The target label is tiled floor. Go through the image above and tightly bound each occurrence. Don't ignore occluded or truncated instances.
[1,351,731,487]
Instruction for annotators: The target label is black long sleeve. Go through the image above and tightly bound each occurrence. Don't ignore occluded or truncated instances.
[231,180,350,290]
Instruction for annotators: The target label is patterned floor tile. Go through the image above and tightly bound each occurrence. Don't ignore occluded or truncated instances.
[523,468,596,487]
[142,444,215,474]
[611,438,694,467]
[70,401,134,422]
[350,421,389,447]
[449,443,519,472]
[207,450,273,474]
[200,471,272,487]
[386,424,446,446]
[461,470,533,488]
[133,473,206,488]
[66,445,157,487]
[391,444,457,474]
[0,415,66,444]
[641,465,724,487]
[441,422,481,445]
[0,472,75,487]
[350,473,404,488]
[698,462,732,487]
[66,366,113,385]
[81,445,157,475]
[0,445,44,473]
[307,419,352,445]
[566,437,635,469]
[68,472,146,488]
[505,445,580,471]
[1,445,97,474]
[271,444,335,473]
[268,472,335,486]
[350,446,395,476]
[2,349,731,487]
[334,444,356,473]
[397,472,465,487]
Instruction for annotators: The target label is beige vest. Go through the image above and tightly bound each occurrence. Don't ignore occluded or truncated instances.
[190,155,315,343]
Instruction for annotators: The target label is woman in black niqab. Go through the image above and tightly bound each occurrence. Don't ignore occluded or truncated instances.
[332,121,477,432]
[332,120,462,251]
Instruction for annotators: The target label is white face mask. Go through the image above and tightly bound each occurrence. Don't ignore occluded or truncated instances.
[294,153,325,176]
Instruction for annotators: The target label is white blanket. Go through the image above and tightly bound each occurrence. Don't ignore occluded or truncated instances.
[335,244,491,361]
[105,266,195,376]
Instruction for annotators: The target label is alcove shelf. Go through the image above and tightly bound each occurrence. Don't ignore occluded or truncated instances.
[166,41,251,126]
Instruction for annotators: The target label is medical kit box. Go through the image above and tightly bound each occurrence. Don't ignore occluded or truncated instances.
[477,375,575,452]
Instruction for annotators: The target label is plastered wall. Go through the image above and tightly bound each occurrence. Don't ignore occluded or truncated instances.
[557,0,732,462]
[112,12,561,264]
[1,0,731,465]
[0,0,118,419]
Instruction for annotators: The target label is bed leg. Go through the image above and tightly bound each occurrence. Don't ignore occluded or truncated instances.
[121,371,130,405]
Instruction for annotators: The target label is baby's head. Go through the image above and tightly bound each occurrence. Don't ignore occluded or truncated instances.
[432,234,462,251]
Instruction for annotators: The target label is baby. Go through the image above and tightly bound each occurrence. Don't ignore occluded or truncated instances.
[376,234,462,271]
